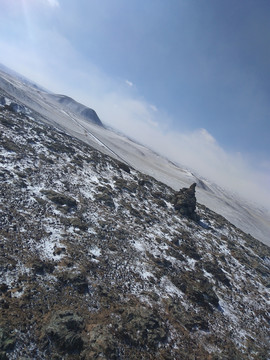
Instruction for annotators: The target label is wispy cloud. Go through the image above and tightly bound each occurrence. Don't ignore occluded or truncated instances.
[150,104,158,112]
[43,0,60,8]
[125,80,133,87]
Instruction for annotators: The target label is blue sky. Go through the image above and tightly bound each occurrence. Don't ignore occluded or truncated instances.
[0,0,269,208]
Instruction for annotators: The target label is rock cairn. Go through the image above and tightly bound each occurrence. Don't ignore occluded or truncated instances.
[173,183,200,221]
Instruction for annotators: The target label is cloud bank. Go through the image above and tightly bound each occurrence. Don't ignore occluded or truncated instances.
[90,91,270,212]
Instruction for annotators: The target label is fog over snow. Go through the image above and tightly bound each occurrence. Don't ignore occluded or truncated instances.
[91,91,270,213]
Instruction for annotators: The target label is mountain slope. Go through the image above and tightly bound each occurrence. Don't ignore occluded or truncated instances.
[0,64,269,247]
[0,103,269,359]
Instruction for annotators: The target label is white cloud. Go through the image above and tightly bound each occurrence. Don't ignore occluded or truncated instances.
[43,0,60,8]
[125,80,133,87]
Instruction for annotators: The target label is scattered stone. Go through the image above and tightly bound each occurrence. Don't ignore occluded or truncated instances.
[40,190,77,209]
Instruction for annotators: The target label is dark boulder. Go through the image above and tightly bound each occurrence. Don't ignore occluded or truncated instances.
[118,162,131,173]
[173,183,200,221]
[7,102,27,114]
[40,190,77,210]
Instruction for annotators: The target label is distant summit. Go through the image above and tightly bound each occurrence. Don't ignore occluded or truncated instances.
[0,64,103,128]
[50,94,103,127]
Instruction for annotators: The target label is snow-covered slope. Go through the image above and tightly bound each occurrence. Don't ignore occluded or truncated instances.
[0,105,269,359]
[0,65,269,246]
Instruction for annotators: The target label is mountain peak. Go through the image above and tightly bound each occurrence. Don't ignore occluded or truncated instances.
[51,94,104,127]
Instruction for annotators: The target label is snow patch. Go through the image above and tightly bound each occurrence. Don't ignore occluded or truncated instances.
[133,240,145,252]
[90,246,101,257]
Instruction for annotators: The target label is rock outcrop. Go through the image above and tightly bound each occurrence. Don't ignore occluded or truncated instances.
[173,183,200,221]
[7,102,27,114]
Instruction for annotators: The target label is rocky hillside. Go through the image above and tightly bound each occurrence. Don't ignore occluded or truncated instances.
[0,103,270,359]
[1,65,270,247]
